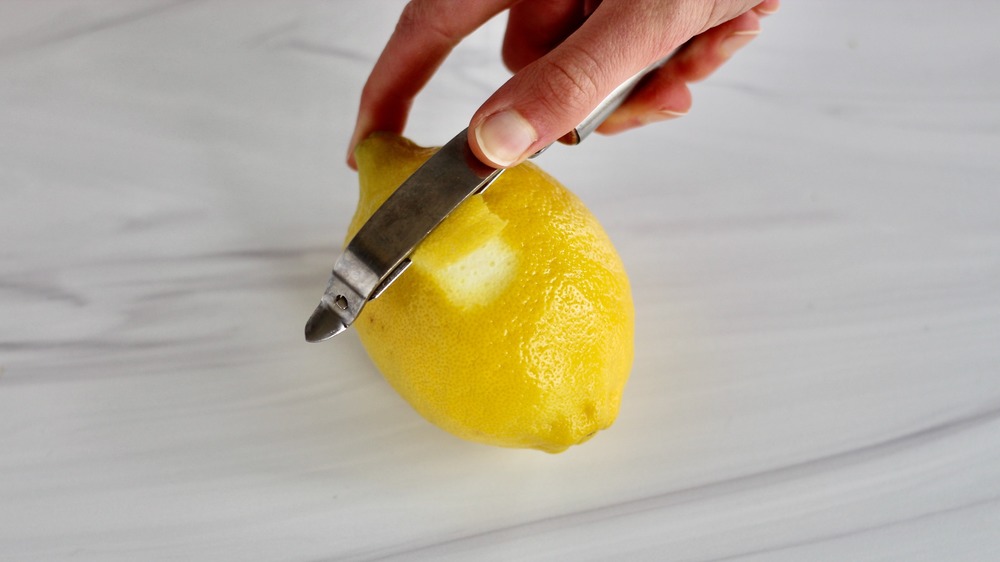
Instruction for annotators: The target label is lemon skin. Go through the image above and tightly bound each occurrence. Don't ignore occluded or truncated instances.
[348,134,634,453]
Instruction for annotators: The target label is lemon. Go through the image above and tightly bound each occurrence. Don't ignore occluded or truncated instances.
[348,133,634,453]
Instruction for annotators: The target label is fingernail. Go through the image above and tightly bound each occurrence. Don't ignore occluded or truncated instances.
[638,109,688,126]
[474,110,537,167]
[756,3,780,15]
[720,30,759,58]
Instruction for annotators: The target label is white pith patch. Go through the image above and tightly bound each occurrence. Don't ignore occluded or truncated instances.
[429,237,517,308]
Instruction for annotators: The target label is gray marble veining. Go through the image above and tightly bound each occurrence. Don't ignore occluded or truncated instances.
[1,1,998,560]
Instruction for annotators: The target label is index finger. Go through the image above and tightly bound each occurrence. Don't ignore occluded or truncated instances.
[347,0,517,169]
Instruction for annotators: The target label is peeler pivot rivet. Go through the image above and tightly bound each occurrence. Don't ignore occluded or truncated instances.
[334,295,349,310]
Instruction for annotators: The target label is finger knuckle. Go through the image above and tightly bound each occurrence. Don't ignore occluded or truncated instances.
[534,46,604,115]
[397,0,453,44]
[397,1,427,31]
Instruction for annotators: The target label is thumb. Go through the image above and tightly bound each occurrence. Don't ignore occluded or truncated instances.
[469,0,695,168]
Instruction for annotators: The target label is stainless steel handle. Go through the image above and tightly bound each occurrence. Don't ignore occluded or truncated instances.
[305,129,502,342]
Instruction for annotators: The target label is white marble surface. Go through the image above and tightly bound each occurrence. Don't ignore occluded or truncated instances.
[2,1,999,560]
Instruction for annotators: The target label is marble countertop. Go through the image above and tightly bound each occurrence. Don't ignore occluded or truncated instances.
[2,1,998,560]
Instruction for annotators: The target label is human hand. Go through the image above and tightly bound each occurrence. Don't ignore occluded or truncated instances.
[347,0,779,169]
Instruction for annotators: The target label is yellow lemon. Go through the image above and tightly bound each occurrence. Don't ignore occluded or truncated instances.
[348,133,634,453]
